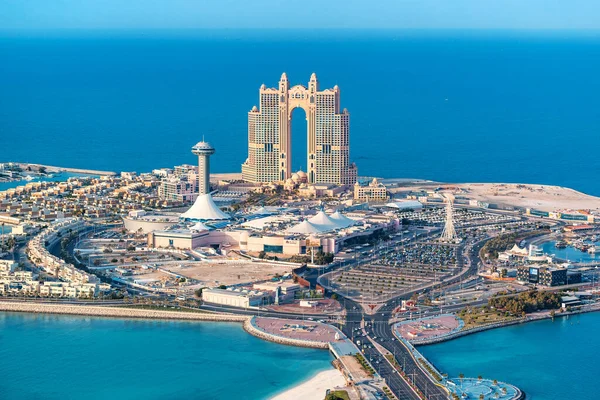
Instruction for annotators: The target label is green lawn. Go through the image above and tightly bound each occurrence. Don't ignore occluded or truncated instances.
[325,390,350,400]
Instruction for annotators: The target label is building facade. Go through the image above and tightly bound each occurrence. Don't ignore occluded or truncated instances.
[354,178,388,202]
[242,73,357,185]
[158,175,197,203]
[516,265,581,286]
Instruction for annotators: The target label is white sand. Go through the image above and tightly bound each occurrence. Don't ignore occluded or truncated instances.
[390,182,600,212]
[270,369,347,400]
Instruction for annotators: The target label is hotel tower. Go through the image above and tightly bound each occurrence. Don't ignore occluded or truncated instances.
[241,73,357,185]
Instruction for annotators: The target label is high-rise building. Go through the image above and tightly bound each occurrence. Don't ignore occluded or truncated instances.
[242,73,357,185]
[192,140,215,195]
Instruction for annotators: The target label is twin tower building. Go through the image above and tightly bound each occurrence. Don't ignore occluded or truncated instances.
[241,73,357,186]
[194,73,356,194]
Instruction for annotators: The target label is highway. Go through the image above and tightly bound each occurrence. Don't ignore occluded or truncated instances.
[50,220,507,399]
[325,234,488,400]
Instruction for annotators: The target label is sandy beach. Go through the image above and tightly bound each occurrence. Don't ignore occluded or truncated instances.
[270,368,347,400]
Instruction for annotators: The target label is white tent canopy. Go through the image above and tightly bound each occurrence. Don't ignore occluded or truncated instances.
[308,211,340,232]
[385,200,423,210]
[253,206,275,215]
[181,194,230,221]
[329,210,356,228]
[286,220,322,234]
[190,221,210,231]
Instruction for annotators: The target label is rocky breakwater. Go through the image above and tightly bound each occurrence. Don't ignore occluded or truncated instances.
[0,301,249,322]
[243,316,330,349]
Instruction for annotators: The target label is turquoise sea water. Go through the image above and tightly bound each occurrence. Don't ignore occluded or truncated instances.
[420,312,600,400]
[0,173,91,192]
[1,31,599,195]
[0,312,334,400]
[540,240,600,263]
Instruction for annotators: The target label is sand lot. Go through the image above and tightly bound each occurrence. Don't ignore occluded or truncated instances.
[160,261,292,286]
[392,182,600,212]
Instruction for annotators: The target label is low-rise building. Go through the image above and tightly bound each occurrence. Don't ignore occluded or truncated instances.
[202,288,270,308]
[516,265,581,286]
[354,178,388,202]
[0,260,18,273]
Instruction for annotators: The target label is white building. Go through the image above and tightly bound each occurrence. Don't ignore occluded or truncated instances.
[202,288,270,308]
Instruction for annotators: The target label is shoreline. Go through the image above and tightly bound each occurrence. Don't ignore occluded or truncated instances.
[0,301,248,323]
[269,368,347,400]
[12,162,117,176]
[412,304,600,346]
[0,301,347,400]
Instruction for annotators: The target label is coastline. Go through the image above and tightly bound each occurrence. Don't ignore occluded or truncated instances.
[0,301,248,323]
[0,301,347,400]
[269,368,347,400]
[411,303,600,346]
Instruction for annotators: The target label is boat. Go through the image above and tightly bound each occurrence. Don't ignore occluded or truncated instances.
[555,240,567,249]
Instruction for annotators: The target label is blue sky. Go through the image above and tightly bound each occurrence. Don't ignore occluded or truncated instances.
[1,0,599,31]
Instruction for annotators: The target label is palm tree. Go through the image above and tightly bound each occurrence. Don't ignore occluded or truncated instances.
[493,379,498,386]
[459,373,464,386]
[479,394,484,400]
[478,375,483,382]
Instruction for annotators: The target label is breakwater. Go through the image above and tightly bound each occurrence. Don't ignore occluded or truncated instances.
[0,301,248,322]
[15,163,116,176]
[243,316,330,349]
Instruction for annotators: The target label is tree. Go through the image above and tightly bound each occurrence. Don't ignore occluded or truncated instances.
[218,284,227,289]
[258,250,266,259]
[478,375,483,382]
[459,373,464,385]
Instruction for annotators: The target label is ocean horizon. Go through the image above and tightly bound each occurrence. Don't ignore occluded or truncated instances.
[1,30,599,195]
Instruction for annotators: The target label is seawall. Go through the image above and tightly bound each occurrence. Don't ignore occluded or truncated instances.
[0,301,248,322]
[15,163,116,176]
[413,304,600,346]
[243,316,330,349]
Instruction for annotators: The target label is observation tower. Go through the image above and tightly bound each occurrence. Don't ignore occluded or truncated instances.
[192,139,215,195]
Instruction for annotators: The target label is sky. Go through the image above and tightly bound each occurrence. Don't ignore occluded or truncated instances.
[1,0,599,31]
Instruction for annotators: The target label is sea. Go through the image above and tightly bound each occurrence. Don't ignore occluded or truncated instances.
[0,312,334,400]
[540,240,600,263]
[420,312,600,400]
[0,172,93,192]
[0,30,599,195]
[1,30,600,398]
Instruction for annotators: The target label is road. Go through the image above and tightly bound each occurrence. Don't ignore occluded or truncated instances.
[324,234,488,399]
